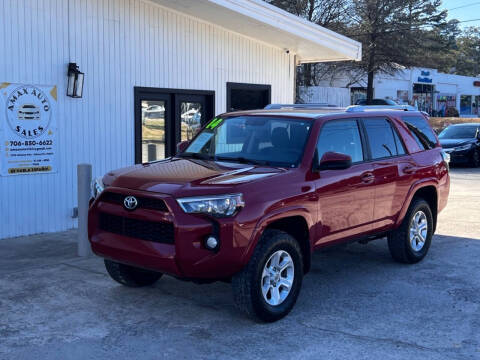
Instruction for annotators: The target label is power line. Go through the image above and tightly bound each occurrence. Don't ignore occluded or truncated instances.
[448,2,480,12]
[342,18,480,37]
[458,18,480,23]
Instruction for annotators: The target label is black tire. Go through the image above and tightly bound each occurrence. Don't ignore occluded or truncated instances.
[387,198,434,264]
[104,259,162,287]
[472,149,480,168]
[232,229,304,322]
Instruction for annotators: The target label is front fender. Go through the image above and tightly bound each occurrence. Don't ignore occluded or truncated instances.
[240,206,315,267]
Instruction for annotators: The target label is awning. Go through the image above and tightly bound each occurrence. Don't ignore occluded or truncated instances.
[152,0,362,63]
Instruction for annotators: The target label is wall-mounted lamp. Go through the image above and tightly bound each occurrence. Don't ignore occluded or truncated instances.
[67,62,84,98]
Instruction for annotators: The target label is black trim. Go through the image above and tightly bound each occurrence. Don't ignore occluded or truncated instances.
[357,118,371,161]
[226,82,271,112]
[134,87,215,163]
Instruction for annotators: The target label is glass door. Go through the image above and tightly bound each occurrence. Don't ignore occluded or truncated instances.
[135,92,172,163]
[143,100,167,163]
[135,88,214,163]
[175,94,207,145]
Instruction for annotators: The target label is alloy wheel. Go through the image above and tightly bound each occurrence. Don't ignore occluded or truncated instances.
[261,250,295,306]
[409,210,428,252]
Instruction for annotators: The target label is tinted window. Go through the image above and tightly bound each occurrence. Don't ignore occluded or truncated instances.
[316,119,364,163]
[402,116,437,150]
[439,125,479,139]
[364,118,401,159]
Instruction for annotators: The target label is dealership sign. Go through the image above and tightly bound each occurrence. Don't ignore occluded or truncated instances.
[417,70,433,84]
[0,83,57,176]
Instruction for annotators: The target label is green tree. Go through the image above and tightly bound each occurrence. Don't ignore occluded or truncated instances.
[413,19,460,73]
[454,27,480,77]
[268,0,455,102]
[347,0,449,102]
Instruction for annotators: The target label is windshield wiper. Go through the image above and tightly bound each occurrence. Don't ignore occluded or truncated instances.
[215,156,270,166]
[178,152,214,161]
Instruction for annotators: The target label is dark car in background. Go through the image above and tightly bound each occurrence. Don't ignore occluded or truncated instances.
[355,98,398,105]
[439,123,480,167]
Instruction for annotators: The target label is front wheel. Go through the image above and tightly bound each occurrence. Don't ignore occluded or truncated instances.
[104,260,162,287]
[232,229,304,322]
[388,198,433,264]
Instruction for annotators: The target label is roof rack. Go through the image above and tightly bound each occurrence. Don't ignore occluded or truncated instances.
[265,103,340,110]
[346,105,417,112]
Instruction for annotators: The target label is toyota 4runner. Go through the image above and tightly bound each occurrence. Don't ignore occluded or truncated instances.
[88,106,450,322]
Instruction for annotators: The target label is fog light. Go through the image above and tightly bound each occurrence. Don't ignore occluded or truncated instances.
[205,236,219,251]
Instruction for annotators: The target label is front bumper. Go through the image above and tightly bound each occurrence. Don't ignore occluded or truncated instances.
[88,188,253,279]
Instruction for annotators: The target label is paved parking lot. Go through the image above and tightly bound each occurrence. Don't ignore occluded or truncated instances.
[1,167,479,360]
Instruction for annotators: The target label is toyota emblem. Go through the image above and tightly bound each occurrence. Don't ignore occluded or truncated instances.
[124,196,138,210]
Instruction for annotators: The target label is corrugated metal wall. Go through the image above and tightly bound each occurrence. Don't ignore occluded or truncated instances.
[0,0,295,239]
[298,86,351,107]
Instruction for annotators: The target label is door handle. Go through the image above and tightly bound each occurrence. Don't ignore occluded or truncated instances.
[361,172,375,184]
[403,165,417,174]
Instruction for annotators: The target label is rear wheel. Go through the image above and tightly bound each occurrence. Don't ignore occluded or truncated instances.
[232,229,303,322]
[388,198,433,264]
[104,259,162,287]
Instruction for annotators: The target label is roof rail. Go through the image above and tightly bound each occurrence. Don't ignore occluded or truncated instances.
[346,105,417,112]
[265,103,339,110]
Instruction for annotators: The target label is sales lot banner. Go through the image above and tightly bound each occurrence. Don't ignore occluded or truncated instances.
[0,83,57,176]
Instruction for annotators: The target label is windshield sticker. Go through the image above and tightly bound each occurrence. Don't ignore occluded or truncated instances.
[187,132,213,153]
[206,117,223,129]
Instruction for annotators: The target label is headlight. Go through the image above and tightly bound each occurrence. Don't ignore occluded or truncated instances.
[91,177,105,199]
[177,194,244,217]
[454,144,473,152]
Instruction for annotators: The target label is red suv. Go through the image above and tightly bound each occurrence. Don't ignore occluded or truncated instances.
[88,106,450,322]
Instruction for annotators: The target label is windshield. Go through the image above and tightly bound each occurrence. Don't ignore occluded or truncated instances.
[439,125,478,139]
[180,116,312,167]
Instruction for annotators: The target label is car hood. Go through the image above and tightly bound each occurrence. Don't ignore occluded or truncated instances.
[439,138,475,149]
[104,158,285,196]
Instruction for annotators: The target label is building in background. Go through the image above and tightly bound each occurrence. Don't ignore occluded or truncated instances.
[0,0,361,239]
[310,67,480,116]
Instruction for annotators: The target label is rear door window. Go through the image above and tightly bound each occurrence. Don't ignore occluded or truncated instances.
[401,116,437,150]
[316,119,364,163]
[363,118,404,159]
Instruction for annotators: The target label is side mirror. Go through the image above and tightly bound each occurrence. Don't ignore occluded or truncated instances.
[317,151,352,171]
[177,140,189,154]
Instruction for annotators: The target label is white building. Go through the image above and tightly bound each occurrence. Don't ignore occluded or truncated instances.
[0,0,361,239]
[312,67,480,116]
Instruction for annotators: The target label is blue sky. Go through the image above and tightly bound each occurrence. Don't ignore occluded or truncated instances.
[442,0,480,27]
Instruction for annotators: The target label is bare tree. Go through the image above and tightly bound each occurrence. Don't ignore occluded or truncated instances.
[268,0,454,103]
[266,0,351,86]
